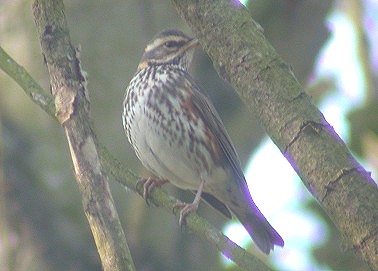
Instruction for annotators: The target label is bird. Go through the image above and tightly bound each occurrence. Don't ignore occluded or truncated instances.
[122,29,284,254]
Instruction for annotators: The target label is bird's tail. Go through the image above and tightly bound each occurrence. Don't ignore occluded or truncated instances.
[234,201,284,254]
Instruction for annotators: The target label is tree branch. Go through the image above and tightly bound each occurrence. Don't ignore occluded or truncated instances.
[0,6,275,271]
[172,1,378,270]
[31,1,135,270]
[0,47,55,117]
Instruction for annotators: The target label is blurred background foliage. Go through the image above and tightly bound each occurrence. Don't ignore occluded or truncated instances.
[0,0,376,270]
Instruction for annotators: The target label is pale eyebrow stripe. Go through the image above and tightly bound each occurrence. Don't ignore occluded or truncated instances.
[145,36,186,52]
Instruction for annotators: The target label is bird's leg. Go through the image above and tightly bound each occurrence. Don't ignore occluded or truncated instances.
[137,177,168,205]
[176,178,205,226]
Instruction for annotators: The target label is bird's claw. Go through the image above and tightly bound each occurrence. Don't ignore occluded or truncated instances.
[136,177,168,205]
[173,201,200,226]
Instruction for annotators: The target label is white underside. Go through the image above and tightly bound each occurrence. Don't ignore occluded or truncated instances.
[129,102,228,192]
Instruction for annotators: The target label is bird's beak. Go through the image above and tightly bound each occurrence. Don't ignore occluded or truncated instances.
[186,38,199,50]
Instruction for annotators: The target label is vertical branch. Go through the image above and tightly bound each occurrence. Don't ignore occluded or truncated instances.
[31,1,135,270]
[342,0,374,101]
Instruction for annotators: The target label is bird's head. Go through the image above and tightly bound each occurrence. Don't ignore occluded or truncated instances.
[137,29,199,71]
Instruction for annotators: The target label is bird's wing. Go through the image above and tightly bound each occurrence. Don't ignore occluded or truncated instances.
[180,74,249,191]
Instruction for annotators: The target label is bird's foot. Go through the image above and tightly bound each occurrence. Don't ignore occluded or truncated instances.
[174,178,204,226]
[136,177,168,205]
[174,200,200,226]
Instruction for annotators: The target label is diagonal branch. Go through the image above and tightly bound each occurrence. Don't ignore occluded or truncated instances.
[172,1,378,270]
[0,47,55,118]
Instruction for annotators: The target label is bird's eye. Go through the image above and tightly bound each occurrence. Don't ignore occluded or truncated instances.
[163,41,178,48]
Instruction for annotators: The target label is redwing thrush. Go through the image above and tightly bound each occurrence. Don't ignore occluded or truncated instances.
[122,29,284,254]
